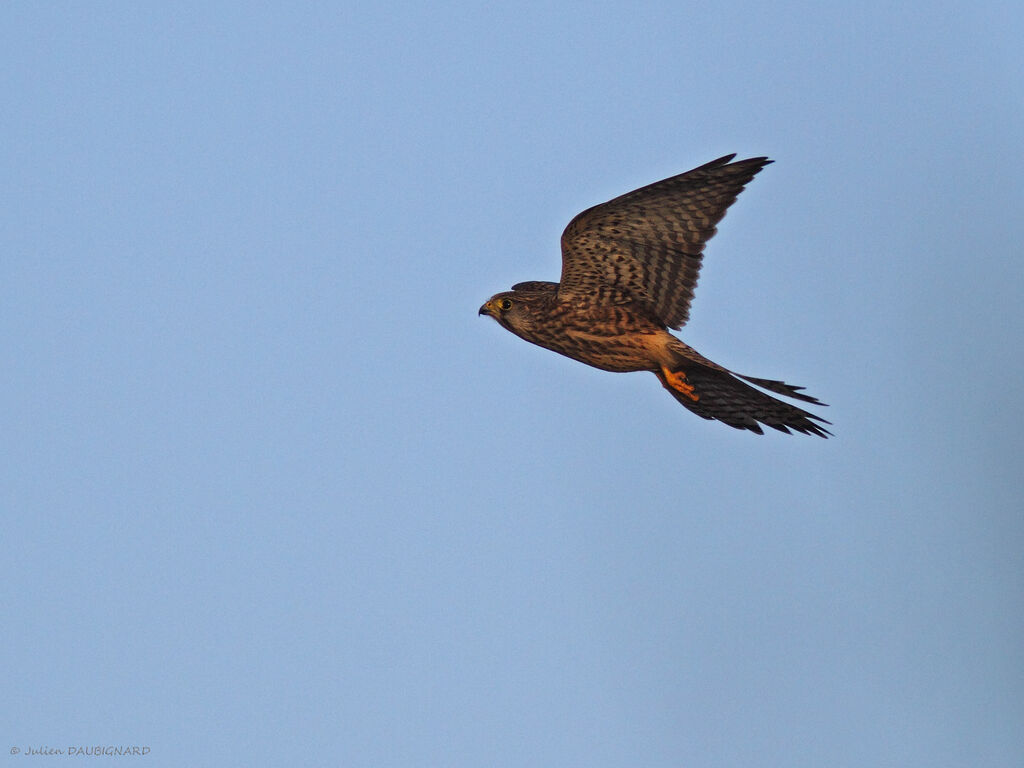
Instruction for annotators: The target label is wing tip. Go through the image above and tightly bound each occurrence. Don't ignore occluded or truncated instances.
[701,154,773,171]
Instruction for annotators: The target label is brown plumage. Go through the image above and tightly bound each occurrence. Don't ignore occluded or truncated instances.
[479,155,830,437]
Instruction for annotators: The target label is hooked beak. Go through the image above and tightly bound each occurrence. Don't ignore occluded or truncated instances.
[478,300,495,318]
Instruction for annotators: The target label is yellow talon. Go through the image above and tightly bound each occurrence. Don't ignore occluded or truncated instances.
[661,366,700,402]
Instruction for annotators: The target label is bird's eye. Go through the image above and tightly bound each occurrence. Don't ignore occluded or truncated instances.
[498,298,513,311]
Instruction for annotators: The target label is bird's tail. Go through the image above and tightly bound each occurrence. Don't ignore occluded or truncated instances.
[655,363,831,437]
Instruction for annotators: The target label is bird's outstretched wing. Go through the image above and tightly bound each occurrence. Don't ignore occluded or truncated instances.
[558,155,771,330]
[657,364,832,437]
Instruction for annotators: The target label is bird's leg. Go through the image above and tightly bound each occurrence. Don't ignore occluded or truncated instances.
[660,366,700,402]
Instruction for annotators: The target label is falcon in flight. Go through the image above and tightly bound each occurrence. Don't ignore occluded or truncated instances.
[479,154,830,437]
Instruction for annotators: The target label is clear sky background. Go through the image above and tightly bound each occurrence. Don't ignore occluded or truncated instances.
[3,2,1022,766]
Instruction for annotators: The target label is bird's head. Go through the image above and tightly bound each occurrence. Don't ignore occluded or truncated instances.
[478,282,557,337]
[478,292,526,333]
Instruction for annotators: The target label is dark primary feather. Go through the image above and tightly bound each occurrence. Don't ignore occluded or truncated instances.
[657,366,832,437]
[558,154,772,330]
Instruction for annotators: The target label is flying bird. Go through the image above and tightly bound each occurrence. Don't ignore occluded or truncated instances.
[479,154,830,437]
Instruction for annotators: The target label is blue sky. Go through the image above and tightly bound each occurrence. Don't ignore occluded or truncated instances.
[3,2,1022,766]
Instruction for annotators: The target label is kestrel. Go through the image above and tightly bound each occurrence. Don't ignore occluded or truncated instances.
[479,154,830,437]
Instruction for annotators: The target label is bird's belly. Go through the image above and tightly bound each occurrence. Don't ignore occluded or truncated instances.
[537,328,660,373]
